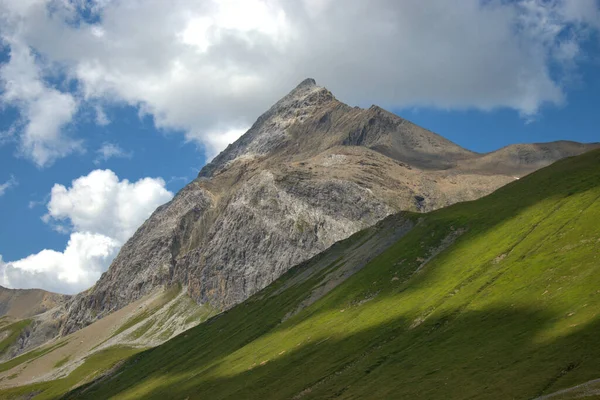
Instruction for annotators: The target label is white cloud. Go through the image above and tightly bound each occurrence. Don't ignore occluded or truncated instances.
[0,175,17,197]
[0,233,119,294]
[559,0,600,29]
[0,0,598,163]
[0,169,173,294]
[45,169,173,242]
[202,127,249,161]
[0,38,81,167]
[93,142,130,165]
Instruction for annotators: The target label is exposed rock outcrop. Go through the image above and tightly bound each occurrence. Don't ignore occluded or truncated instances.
[59,79,600,335]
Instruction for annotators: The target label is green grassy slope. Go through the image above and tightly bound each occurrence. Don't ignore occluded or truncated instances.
[0,285,216,399]
[18,150,600,399]
[0,346,142,400]
[0,318,32,359]
[64,149,600,399]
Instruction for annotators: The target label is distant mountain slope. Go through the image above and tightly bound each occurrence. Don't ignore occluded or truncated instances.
[60,79,599,336]
[0,286,212,396]
[0,286,66,320]
[458,141,599,175]
[0,287,68,364]
[51,148,600,400]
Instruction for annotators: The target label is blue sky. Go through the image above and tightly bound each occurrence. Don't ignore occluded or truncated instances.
[400,53,600,152]
[0,0,598,294]
[0,104,200,260]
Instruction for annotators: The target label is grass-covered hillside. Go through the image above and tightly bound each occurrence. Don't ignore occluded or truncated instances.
[0,318,32,360]
[62,149,600,399]
[8,149,600,399]
[0,286,214,399]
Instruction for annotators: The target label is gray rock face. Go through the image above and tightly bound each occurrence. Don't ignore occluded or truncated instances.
[59,79,600,335]
[199,79,336,178]
[62,184,214,334]
[178,171,392,308]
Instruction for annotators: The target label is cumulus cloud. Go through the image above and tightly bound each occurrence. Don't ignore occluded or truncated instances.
[0,38,81,167]
[0,233,119,294]
[560,0,600,29]
[203,127,249,161]
[0,175,17,197]
[93,142,131,165]
[45,169,173,242]
[0,169,173,294]
[0,0,598,164]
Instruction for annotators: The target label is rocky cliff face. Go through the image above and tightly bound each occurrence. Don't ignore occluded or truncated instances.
[60,79,599,335]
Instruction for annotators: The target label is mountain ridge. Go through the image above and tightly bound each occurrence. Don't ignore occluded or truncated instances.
[53,148,600,400]
[0,82,597,398]
[0,286,67,320]
[200,79,598,178]
[58,78,598,336]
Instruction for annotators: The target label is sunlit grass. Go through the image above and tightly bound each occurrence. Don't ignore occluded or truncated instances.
[4,150,600,399]
[0,319,32,358]
[57,150,600,399]
[0,346,143,400]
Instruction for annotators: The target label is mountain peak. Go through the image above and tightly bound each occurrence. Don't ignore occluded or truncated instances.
[58,80,599,345]
[282,78,329,104]
[295,77,317,89]
[198,79,336,177]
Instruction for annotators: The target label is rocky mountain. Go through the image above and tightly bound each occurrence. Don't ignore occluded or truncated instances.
[60,79,599,335]
[57,148,600,400]
[456,141,599,175]
[0,286,66,320]
[0,81,598,397]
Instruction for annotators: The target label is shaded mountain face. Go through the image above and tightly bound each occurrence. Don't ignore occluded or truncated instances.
[60,79,599,335]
